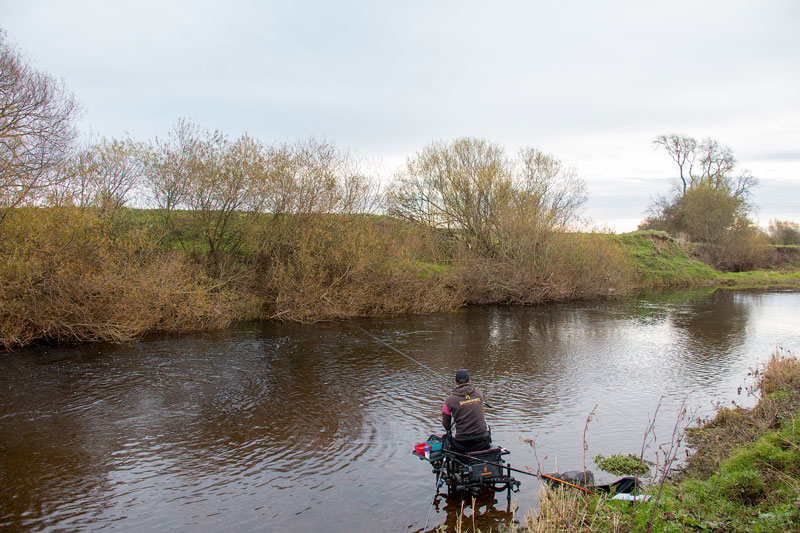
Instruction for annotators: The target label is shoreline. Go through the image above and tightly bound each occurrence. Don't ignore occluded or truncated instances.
[1,209,798,351]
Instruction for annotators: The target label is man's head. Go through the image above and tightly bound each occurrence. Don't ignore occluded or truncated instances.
[454,369,470,384]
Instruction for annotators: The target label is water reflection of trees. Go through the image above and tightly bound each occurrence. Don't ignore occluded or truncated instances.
[0,348,127,530]
[585,288,754,367]
[0,290,779,531]
[671,290,752,358]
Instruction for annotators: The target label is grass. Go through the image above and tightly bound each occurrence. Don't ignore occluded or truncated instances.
[717,270,800,289]
[413,260,452,278]
[522,348,800,532]
[614,231,719,286]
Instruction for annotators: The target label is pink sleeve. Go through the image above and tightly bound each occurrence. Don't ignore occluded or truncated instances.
[442,401,451,415]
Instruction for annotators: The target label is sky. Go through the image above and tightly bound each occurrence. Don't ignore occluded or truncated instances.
[2,0,799,231]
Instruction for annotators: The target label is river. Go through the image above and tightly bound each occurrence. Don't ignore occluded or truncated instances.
[1,288,799,531]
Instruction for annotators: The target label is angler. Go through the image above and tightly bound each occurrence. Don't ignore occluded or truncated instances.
[442,369,491,453]
[414,369,521,504]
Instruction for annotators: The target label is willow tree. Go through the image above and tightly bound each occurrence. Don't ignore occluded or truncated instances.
[145,119,268,268]
[386,137,586,259]
[57,137,146,211]
[261,138,373,216]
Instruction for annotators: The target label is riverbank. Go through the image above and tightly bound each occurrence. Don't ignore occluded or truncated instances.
[521,348,800,532]
[1,208,798,350]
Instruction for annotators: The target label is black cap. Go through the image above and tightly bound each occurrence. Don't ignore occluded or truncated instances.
[455,369,470,383]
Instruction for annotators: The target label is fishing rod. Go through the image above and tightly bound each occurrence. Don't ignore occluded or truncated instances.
[354,325,494,408]
[442,449,595,494]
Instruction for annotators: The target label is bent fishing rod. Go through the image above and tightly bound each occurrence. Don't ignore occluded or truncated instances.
[442,449,595,494]
[354,325,494,408]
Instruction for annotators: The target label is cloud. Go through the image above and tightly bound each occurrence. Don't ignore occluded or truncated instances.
[747,151,800,162]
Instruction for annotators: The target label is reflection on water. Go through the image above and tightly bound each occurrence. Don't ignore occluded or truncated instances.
[1,289,798,531]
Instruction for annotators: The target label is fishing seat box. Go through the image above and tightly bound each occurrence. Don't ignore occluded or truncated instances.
[466,448,504,482]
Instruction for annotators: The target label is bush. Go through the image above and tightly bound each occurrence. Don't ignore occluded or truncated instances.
[0,207,236,349]
[594,453,651,477]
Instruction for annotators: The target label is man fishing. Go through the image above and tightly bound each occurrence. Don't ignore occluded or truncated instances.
[442,369,491,453]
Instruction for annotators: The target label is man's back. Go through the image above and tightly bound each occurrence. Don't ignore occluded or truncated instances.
[442,382,488,440]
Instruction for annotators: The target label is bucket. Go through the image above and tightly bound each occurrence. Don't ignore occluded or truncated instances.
[414,442,431,455]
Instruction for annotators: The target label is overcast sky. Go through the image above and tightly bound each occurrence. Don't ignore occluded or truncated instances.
[3,0,799,230]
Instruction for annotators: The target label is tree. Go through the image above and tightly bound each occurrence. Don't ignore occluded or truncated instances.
[386,137,514,253]
[0,30,80,223]
[61,137,145,211]
[145,118,201,230]
[768,220,800,246]
[653,134,697,195]
[261,138,372,216]
[145,119,268,265]
[184,131,266,263]
[653,134,757,200]
[644,134,764,269]
[386,137,587,257]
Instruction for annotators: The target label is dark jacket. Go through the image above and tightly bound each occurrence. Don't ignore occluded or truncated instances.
[442,383,488,440]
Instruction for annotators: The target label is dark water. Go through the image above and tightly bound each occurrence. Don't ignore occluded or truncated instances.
[1,289,799,532]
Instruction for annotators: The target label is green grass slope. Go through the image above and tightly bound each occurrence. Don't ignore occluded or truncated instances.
[615,230,719,286]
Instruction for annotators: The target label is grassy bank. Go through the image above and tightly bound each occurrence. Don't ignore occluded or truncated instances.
[613,230,719,286]
[522,348,800,532]
[1,208,798,350]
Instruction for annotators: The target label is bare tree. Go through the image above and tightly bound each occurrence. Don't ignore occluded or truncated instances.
[387,137,514,253]
[697,138,735,188]
[0,30,80,224]
[185,131,267,263]
[63,137,145,210]
[653,134,697,195]
[768,220,800,245]
[653,134,757,200]
[146,119,271,265]
[261,138,374,216]
[145,118,202,225]
[516,147,587,229]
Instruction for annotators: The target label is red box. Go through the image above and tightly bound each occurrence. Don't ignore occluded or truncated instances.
[414,442,431,455]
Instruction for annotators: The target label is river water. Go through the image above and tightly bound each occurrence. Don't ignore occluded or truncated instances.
[1,288,799,531]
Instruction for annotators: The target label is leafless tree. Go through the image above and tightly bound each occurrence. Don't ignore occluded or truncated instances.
[768,220,800,245]
[184,131,267,262]
[146,119,271,264]
[653,134,757,200]
[697,138,735,188]
[653,134,697,195]
[516,147,587,228]
[145,118,202,224]
[0,30,80,224]
[386,137,515,253]
[62,137,145,210]
[262,138,374,216]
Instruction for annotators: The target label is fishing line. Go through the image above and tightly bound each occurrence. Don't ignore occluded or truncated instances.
[354,325,449,384]
[354,324,495,408]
